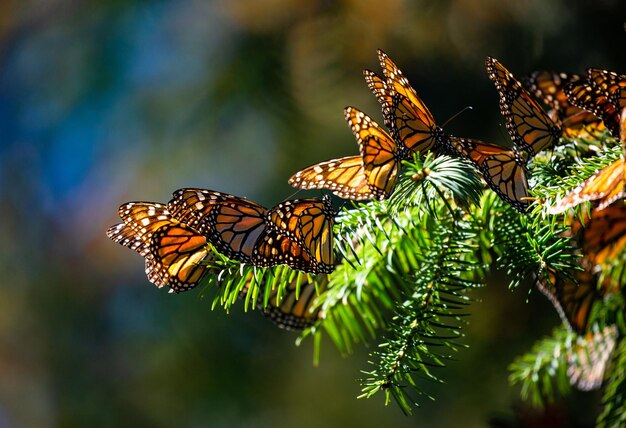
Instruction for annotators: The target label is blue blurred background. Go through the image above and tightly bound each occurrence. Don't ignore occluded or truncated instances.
[1,1,625,426]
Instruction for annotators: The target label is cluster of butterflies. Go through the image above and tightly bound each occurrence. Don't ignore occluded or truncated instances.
[107,189,334,329]
[534,68,626,391]
[108,50,626,386]
[289,51,589,213]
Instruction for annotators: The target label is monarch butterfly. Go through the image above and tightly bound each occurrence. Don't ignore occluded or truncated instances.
[536,267,599,334]
[106,202,211,292]
[288,107,402,200]
[523,70,603,138]
[486,57,562,158]
[167,188,232,234]
[365,51,449,154]
[449,138,529,212]
[587,68,626,102]
[241,272,327,330]
[567,325,618,391]
[575,201,626,266]
[168,189,335,273]
[565,78,623,139]
[147,224,212,292]
[268,196,335,269]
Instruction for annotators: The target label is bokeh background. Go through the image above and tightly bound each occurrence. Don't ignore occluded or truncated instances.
[1,1,625,427]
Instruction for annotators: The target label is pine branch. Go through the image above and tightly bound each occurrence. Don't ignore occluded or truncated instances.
[323,155,484,413]
[531,132,622,213]
[359,208,481,414]
[197,154,481,411]
[310,154,483,357]
[509,327,574,407]
[200,130,625,418]
[484,183,581,289]
[506,129,626,428]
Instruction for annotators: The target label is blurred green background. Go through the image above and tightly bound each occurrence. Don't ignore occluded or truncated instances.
[1,0,625,426]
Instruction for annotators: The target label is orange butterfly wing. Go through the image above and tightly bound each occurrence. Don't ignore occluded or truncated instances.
[524,70,603,138]
[268,196,335,270]
[288,156,376,201]
[525,71,578,112]
[579,202,626,265]
[345,106,401,199]
[251,227,318,271]
[367,52,445,154]
[107,222,150,256]
[206,200,268,262]
[549,158,624,214]
[363,70,394,114]
[107,203,210,291]
[295,199,334,269]
[377,49,436,129]
[241,273,327,330]
[147,224,211,292]
[449,138,529,212]
[263,274,326,330]
[115,202,174,252]
[567,326,618,391]
[536,268,598,334]
[486,57,562,157]
[565,79,622,139]
[108,222,174,287]
[587,69,626,135]
[167,188,240,235]
[288,107,401,201]
[587,68,626,101]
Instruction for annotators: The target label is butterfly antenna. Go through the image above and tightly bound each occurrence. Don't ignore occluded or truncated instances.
[441,106,473,129]
[338,199,349,212]
[285,188,303,200]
